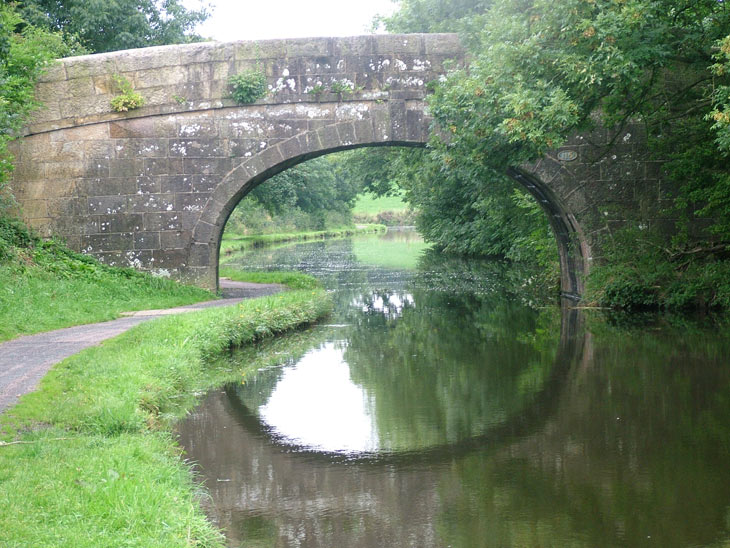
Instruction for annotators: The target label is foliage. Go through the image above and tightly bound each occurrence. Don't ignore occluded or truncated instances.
[225,155,360,235]
[228,69,268,104]
[352,192,416,226]
[375,0,730,307]
[374,0,490,34]
[367,2,561,270]
[16,0,209,54]
[584,228,730,311]
[109,73,144,112]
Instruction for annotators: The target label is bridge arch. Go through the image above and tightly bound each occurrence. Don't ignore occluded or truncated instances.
[191,116,587,298]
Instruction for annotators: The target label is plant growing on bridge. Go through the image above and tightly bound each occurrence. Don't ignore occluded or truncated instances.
[110,74,144,112]
[229,69,268,104]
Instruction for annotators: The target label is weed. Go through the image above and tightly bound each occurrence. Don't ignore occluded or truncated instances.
[228,69,268,104]
[110,74,145,112]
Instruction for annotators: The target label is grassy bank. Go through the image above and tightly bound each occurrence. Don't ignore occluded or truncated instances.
[0,277,332,547]
[0,220,213,342]
[219,268,320,289]
[220,224,386,255]
[352,193,415,226]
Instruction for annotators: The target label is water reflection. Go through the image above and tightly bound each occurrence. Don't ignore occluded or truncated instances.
[177,232,730,547]
[258,344,379,454]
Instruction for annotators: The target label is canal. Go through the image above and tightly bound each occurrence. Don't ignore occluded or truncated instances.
[177,229,730,547]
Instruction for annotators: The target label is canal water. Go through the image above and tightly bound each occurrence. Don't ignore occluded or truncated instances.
[177,230,730,548]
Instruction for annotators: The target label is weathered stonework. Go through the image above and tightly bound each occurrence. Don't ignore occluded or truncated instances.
[9,33,692,298]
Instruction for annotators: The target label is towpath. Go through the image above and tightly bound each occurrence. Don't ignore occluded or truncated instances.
[0,280,283,413]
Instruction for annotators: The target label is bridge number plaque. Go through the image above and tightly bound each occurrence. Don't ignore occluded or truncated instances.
[557,150,578,162]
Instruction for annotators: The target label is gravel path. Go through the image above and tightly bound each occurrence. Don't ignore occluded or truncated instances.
[0,280,284,413]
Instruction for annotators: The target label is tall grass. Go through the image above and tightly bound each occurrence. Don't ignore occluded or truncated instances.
[0,239,212,342]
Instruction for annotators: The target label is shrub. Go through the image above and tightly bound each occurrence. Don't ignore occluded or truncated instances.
[228,69,268,104]
[110,74,144,112]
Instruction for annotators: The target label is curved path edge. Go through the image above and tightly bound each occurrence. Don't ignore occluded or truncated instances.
[0,279,284,413]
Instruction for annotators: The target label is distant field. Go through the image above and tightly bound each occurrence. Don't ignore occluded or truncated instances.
[352,193,409,215]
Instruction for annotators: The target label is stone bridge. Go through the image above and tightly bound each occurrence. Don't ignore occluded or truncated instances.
[10,33,674,297]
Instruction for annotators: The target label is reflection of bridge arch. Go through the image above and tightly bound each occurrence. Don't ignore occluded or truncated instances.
[223,304,585,466]
[177,304,587,546]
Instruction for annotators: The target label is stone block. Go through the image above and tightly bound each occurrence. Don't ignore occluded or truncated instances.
[97,213,144,233]
[84,232,134,253]
[114,46,182,72]
[192,175,217,193]
[188,244,212,267]
[144,212,183,231]
[109,117,160,139]
[183,157,232,176]
[129,193,175,213]
[114,138,168,159]
[425,33,463,55]
[286,37,332,57]
[136,176,161,194]
[109,158,145,178]
[185,42,232,64]
[88,195,128,215]
[334,36,375,56]
[192,220,216,244]
[168,138,226,158]
[175,192,210,213]
[374,34,423,55]
[144,158,184,177]
[133,232,161,250]
[152,248,188,268]
[64,55,118,79]
[159,230,191,249]
[85,158,110,178]
[160,175,194,193]
[60,94,111,119]
[134,66,188,89]
[37,62,67,83]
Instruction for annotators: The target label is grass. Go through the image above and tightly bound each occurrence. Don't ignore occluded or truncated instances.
[0,277,332,547]
[220,224,386,255]
[352,193,415,226]
[352,193,409,215]
[352,237,430,270]
[219,268,321,289]
[0,238,213,342]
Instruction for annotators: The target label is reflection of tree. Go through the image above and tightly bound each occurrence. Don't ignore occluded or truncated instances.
[435,324,730,548]
[344,289,561,451]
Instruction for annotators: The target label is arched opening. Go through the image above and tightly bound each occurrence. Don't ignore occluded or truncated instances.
[190,135,585,299]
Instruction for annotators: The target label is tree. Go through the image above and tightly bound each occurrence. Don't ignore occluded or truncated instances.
[374,0,730,306]
[226,155,361,234]
[16,0,209,54]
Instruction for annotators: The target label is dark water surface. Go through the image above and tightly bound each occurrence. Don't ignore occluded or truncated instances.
[177,231,730,548]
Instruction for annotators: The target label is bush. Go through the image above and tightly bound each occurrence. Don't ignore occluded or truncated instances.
[110,74,144,112]
[228,69,268,104]
[0,216,38,261]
